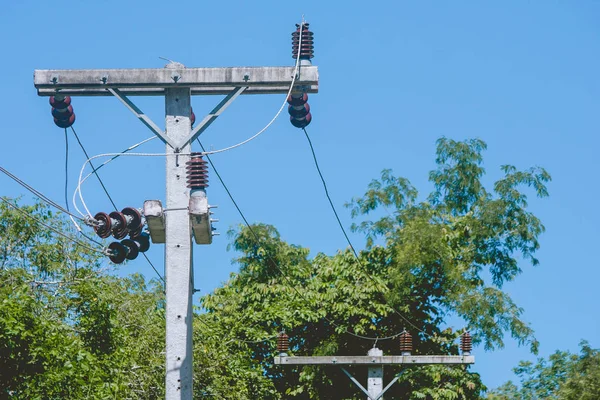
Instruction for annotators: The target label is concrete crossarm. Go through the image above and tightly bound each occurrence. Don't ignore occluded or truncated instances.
[274,355,475,365]
[34,66,318,96]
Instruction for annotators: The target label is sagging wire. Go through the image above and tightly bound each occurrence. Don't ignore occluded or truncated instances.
[198,139,405,342]
[0,197,105,255]
[301,126,444,342]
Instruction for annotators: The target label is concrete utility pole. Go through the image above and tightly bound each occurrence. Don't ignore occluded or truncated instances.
[34,46,319,399]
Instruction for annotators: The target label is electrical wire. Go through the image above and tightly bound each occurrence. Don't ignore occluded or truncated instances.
[84,136,156,177]
[142,253,165,285]
[69,134,165,283]
[0,165,86,222]
[74,151,193,218]
[64,128,69,214]
[301,127,436,340]
[70,126,118,211]
[199,22,304,156]
[198,139,404,342]
[0,197,105,255]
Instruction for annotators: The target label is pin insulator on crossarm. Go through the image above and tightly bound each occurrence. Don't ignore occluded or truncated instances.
[399,330,412,355]
[460,331,472,355]
[277,331,289,355]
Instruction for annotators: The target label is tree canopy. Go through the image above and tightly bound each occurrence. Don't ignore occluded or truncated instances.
[198,137,550,398]
[488,341,600,400]
[0,137,551,399]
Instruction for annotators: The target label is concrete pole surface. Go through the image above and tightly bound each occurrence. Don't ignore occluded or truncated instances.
[367,347,384,400]
[164,85,194,400]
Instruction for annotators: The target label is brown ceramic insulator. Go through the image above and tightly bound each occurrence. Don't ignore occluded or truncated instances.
[277,332,289,353]
[460,332,472,353]
[399,330,413,353]
[186,152,209,190]
[109,211,129,240]
[291,23,314,60]
[94,212,112,238]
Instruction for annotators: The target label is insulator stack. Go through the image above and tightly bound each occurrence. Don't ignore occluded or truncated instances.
[106,232,150,264]
[292,22,314,61]
[287,93,312,129]
[399,330,412,355]
[190,108,196,127]
[93,207,144,240]
[186,152,209,190]
[277,332,289,354]
[460,332,472,355]
[50,95,76,128]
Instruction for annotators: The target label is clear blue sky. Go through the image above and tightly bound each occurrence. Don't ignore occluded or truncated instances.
[1,0,599,392]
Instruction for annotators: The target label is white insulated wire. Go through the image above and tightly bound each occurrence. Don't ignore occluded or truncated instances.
[72,136,157,218]
[200,21,304,156]
[74,151,193,218]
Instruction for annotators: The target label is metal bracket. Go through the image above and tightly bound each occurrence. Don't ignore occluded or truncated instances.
[180,86,246,148]
[108,88,178,149]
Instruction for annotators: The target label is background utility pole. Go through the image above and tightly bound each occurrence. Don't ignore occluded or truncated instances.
[275,332,474,400]
[34,41,319,400]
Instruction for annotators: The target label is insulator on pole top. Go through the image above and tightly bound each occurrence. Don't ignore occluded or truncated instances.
[50,95,76,128]
[399,330,412,355]
[292,22,314,61]
[186,152,209,190]
[277,331,289,355]
[287,93,312,129]
[460,331,472,355]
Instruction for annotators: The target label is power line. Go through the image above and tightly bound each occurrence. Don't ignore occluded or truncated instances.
[198,139,404,342]
[301,127,435,340]
[301,127,361,261]
[70,126,118,211]
[69,129,165,283]
[64,128,70,214]
[142,253,165,285]
[0,165,86,222]
[199,22,304,157]
[0,197,105,255]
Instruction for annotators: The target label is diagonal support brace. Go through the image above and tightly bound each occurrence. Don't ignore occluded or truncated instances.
[181,86,246,148]
[341,367,400,400]
[341,367,374,400]
[108,88,178,149]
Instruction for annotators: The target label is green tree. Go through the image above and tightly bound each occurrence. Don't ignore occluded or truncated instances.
[0,199,165,399]
[489,341,600,400]
[198,138,550,399]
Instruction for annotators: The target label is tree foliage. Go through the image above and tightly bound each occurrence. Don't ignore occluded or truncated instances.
[0,199,165,399]
[198,138,550,398]
[0,138,552,399]
[488,341,600,400]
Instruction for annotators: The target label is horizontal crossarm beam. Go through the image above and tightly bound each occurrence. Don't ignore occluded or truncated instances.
[274,355,475,365]
[34,66,319,96]
[36,85,318,97]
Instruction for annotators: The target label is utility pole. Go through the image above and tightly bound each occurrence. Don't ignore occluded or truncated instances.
[34,23,318,400]
[275,331,475,400]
